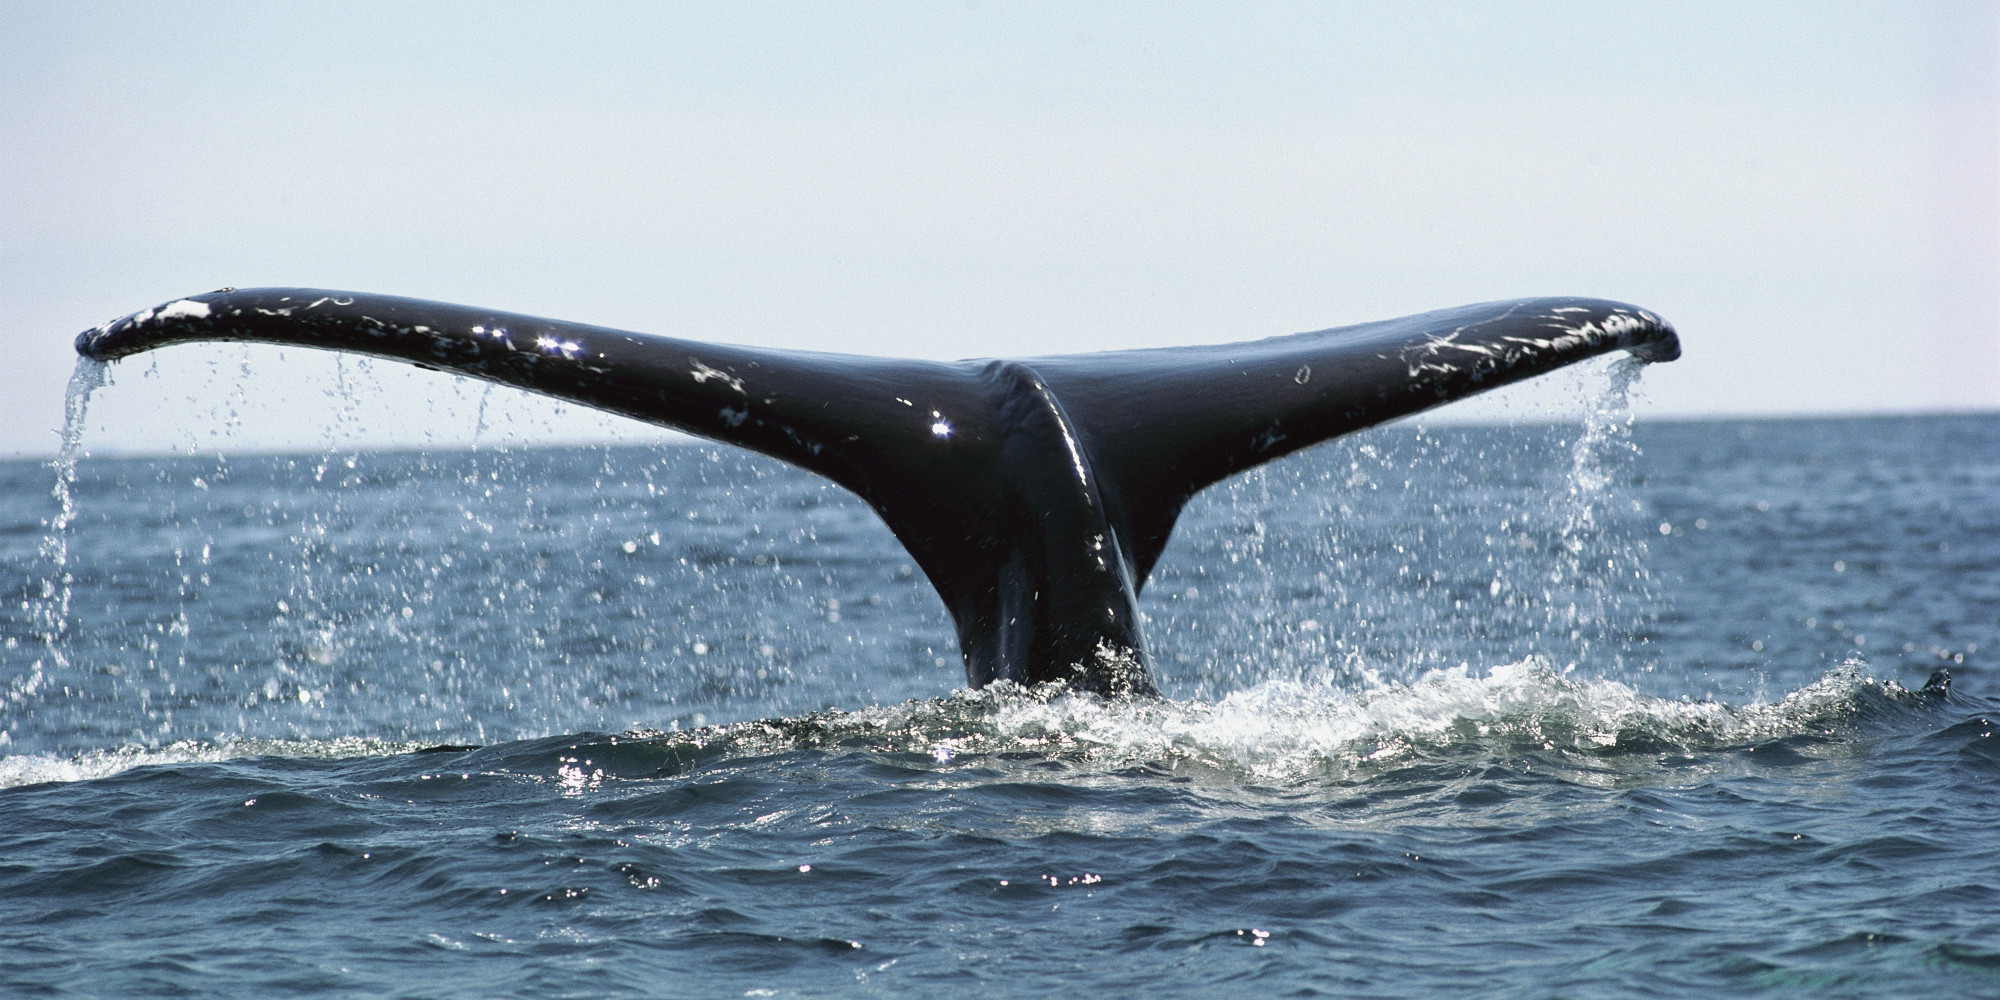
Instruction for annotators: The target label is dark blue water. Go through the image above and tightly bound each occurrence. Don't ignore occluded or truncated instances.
[3,379,1996,996]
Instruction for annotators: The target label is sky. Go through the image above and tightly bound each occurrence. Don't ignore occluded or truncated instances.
[2,1,1995,457]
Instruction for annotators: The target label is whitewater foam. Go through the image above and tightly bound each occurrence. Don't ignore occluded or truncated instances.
[634,659,1943,785]
[1,658,1942,792]
[0,736,425,790]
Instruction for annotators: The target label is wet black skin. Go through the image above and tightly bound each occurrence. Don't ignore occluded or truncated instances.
[79,289,1678,696]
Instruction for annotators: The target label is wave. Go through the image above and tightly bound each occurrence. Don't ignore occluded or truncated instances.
[645,657,1948,782]
[0,735,425,790]
[0,660,1948,790]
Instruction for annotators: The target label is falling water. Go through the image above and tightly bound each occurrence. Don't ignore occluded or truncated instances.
[1150,355,1662,698]
[1548,356,1654,672]
[26,359,109,690]
[25,346,1666,745]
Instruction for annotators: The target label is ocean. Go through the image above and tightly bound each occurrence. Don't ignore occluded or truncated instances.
[3,364,1996,997]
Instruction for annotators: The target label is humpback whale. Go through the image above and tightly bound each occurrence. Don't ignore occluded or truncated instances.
[77,289,1678,696]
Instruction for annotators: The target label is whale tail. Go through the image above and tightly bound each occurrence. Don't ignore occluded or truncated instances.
[79,289,1677,695]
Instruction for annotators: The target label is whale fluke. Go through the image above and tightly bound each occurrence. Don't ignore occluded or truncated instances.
[78,289,1678,695]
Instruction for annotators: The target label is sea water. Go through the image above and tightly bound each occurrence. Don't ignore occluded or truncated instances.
[1,377,1995,996]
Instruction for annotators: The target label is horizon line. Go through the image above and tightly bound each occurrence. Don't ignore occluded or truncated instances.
[6,406,1995,464]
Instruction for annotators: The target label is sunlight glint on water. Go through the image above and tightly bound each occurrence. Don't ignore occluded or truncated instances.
[13,353,1679,751]
[5,350,1997,997]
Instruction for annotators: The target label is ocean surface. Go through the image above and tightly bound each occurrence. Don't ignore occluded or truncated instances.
[3,367,1997,997]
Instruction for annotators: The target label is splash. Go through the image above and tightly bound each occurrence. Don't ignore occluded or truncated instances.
[599,658,1942,789]
[972,660,1917,776]
[1,660,1933,790]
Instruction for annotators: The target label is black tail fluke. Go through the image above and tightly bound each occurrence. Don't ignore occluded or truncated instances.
[1029,298,1679,584]
[80,289,1677,695]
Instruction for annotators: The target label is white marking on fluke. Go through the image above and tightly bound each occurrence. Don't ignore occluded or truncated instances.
[689,359,745,393]
[156,299,211,321]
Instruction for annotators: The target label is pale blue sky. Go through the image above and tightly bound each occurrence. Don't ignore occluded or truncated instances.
[3,2,1994,456]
